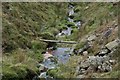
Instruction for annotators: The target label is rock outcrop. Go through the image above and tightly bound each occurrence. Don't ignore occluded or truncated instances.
[75,38,119,77]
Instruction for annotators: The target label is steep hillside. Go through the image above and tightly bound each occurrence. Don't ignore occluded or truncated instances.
[2,2,68,53]
[2,2,69,79]
[45,2,119,78]
[2,2,119,79]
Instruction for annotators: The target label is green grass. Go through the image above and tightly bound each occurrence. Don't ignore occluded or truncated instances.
[2,2,118,79]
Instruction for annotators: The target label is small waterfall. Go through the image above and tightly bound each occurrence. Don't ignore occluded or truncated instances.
[68,9,74,16]
[37,3,82,79]
[75,21,81,29]
[68,17,74,22]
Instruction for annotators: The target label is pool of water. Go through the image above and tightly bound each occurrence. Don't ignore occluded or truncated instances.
[42,47,73,69]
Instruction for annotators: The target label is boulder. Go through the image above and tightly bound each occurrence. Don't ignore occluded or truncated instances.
[98,65,102,72]
[105,65,112,72]
[98,48,109,56]
[82,51,88,56]
[80,60,90,69]
[87,35,96,41]
[95,56,104,65]
[38,64,48,72]
[105,39,119,50]
[80,69,86,74]
[101,62,112,72]
[78,48,83,54]
[109,60,116,65]
[102,56,110,61]
[104,28,112,38]
[38,72,47,78]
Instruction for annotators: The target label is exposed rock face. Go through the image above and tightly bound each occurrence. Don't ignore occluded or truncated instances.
[75,33,119,76]
[76,55,115,76]
[105,39,119,50]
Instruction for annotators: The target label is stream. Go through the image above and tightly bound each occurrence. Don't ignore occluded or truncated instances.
[36,4,81,79]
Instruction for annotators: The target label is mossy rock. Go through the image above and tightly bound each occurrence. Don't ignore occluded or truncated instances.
[47,69,58,77]
[40,32,56,40]
[67,22,75,27]
[74,6,81,13]
[62,26,68,30]
[31,40,47,50]
[71,26,77,29]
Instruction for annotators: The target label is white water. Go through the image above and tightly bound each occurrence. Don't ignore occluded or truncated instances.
[38,4,81,79]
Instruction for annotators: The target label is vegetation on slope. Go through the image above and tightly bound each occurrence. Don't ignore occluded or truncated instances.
[46,2,119,78]
[2,2,69,79]
[2,2,119,79]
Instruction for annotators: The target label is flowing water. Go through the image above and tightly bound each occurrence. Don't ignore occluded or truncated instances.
[37,4,81,79]
[57,4,81,36]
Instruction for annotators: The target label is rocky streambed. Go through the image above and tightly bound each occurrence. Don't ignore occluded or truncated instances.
[34,4,80,79]
[34,3,119,79]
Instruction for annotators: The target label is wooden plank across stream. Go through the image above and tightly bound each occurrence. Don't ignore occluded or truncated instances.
[39,39,77,44]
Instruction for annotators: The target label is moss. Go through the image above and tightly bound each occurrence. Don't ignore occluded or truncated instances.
[2,2,68,52]
[31,40,47,51]
[47,69,58,77]
[66,22,75,27]
[2,63,37,80]
[40,32,56,40]
[75,42,86,50]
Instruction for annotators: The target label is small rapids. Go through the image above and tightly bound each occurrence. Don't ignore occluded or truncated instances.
[35,4,82,79]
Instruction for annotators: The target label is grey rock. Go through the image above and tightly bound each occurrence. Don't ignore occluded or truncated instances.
[75,66,80,75]
[39,64,45,71]
[78,48,84,53]
[87,35,96,41]
[103,55,110,61]
[99,48,108,56]
[104,28,112,38]
[79,68,86,75]
[82,51,88,56]
[98,65,102,71]
[39,72,47,78]
[80,60,90,68]
[109,60,116,65]
[87,65,96,73]
[105,39,119,50]
[101,62,112,72]
[105,65,112,72]
[96,56,104,65]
